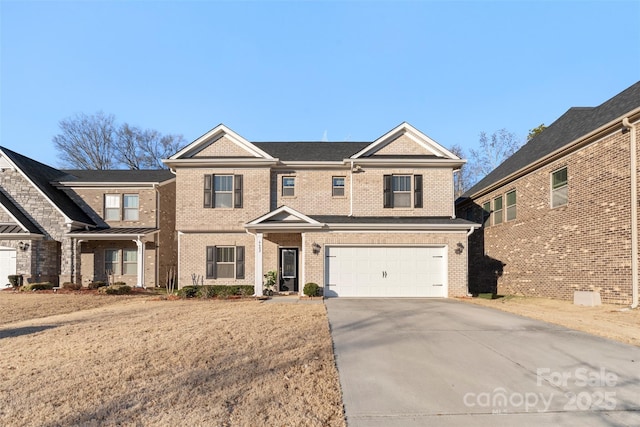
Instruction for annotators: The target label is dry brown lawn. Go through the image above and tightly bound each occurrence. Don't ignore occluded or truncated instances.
[460,295,640,347]
[0,293,345,427]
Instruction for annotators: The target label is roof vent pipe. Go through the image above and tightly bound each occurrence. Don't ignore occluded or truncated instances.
[623,117,638,309]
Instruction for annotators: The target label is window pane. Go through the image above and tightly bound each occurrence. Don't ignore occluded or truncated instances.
[282,177,295,196]
[494,196,503,211]
[123,249,137,275]
[482,202,491,227]
[216,247,234,263]
[214,175,233,191]
[105,249,120,275]
[217,264,234,278]
[394,193,411,207]
[552,186,568,207]
[507,205,516,221]
[214,193,232,208]
[216,247,235,278]
[392,176,410,191]
[506,191,516,206]
[552,168,567,189]
[105,195,120,208]
[333,177,345,187]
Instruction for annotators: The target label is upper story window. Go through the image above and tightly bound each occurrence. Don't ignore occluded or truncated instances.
[204,174,243,208]
[104,195,120,220]
[332,177,345,197]
[104,194,139,221]
[282,177,295,197]
[506,190,516,221]
[551,167,568,208]
[123,194,139,221]
[493,195,503,225]
[383,174,423,208]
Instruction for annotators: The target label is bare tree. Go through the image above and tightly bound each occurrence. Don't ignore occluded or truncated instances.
[54,112,117,170]
[469,129,523,181]
[449,144,471,198]
[54,112,185,170]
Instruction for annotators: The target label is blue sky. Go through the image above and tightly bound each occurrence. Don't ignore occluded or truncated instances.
[1,0,639,167]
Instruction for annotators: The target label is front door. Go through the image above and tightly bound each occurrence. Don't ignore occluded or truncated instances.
[279,248,299,292]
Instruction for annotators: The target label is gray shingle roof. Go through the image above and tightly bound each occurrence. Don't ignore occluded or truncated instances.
[0,147,96,225]
[462,81,640,199]
[60,169,175,183]
[0,191,42,234]
[253,142,370,161]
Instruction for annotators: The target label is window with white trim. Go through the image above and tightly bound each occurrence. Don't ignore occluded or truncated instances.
[204,174,243,208]
[105,248,138,276]
[282,177,295,197]
[104,195,121,221]
[383,174,423,208]
[123,194,139,221]
[506,190,516,221]
[332,176,345,197]
[105,249,121,275]
[123,249,137,275]
[493,195,503,225]
[206,246,245,279]
[551,167,568,208]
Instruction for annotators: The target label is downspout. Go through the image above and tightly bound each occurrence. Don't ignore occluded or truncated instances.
[623,117,639,309]
[154,184,160,288]
[466,226,475,297]
[349,160,354,216]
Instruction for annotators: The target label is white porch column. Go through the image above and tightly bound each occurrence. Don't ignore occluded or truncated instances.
[254,233,263,296]
[134,238,145,288]
[300,232,306,295]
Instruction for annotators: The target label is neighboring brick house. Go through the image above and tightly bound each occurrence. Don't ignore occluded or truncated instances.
[164,122,479,297]
[0,147,176,288]
[456,81,640,306]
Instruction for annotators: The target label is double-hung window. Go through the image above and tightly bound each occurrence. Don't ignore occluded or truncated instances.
[123,195,139,221]
[105,249,120,275]
[105,195,121,221]
[282,177,295,197]
[122,249,137,275]
[204,174,243,208]
[206,246,245,279]
[551,167,568,208]
[506,190,516,221]
[332,177,345,197]
[493,195,503,225]
[383,174,423,208]
[105,248,138,276]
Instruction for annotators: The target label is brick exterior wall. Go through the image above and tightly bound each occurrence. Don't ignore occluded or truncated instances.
[458,126,638,304]
[196,135,256,157]
[68,187,159,228]
[374,134,434,156]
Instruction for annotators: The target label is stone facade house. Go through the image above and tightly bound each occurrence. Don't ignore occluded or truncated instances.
[456,81,640,306]
[164,122,479,297]
[0,147,176,288]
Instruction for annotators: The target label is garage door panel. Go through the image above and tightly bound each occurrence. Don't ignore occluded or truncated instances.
[325,246,446,298]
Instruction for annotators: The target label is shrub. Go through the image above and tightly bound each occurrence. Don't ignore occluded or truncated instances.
[198,286,217,299]
[238,285,254,297]
[303,282,320,297]
[8,275,22,288]
[176,286,199,299]
[214,285,237,299]
[62,282,82,290]
[113,282,127,287]
[88,281,107,289]
[101,285,132,295]
[25,282,54,291]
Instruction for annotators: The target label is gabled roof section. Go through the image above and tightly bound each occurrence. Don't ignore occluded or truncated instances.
[0,191,43,235]
[462,81,640,200]
[247,206,322,226]
[0,147,95,226]
[352,122,461,160]
[169,124,274,160]
[254,142,369,161]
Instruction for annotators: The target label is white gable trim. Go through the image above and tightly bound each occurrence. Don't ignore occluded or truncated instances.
[247,205,322,227]
[351,122,460,160]
[170,124,274,160]
[0,204,29,233]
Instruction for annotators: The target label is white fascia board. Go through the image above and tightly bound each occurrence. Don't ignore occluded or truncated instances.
[244,223,325,232]
[274,161,347,169]
[67,230,160,240]
[0,148,75,226]
[351,122,461,160]
[1,233,44,239]
[163,158,278,168]
[347,158,466,168]
[170,124,274,160]
[54,183,165,189]
[325,223,480,231]
[0,205,29,233]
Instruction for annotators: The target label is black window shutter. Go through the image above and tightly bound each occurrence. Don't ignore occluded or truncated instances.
[234,175,243,208]
[235,246,245,279]
[383,175,393,208]
[204,175,212,208]
[206,246,216,279]
[414,175,423,208]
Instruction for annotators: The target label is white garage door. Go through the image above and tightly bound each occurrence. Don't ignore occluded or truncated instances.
[0,247,17,287]
[324,246,447,297]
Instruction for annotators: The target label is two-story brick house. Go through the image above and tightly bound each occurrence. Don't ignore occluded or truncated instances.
[456,81,640,306]
[0,147,176,288]
[164,122,479,297]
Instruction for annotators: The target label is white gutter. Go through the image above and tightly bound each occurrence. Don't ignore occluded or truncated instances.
[623,117,639,309]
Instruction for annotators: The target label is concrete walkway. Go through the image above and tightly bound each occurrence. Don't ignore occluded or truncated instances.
[325,298,640,427]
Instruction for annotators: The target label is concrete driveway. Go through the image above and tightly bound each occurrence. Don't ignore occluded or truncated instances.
[325,299,640,427]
